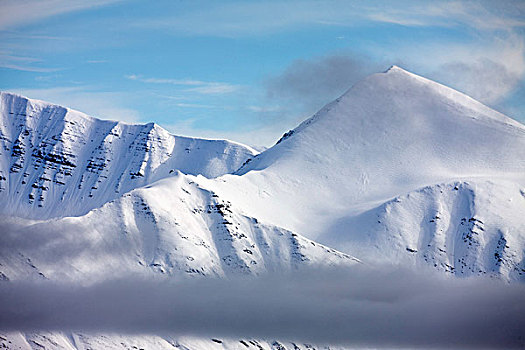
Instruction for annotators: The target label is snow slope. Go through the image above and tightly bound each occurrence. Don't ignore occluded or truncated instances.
[207,66,525,241]
[0,332,348,350]
[320,179,525,282]
[0,92,256,219]
[0,172,357,283]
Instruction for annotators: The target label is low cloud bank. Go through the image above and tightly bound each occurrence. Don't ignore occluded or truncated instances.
[1,266,524,348]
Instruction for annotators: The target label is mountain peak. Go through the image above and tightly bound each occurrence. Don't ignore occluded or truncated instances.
[236,66,525,200]
[267,65,523,153]
[383,64,405,73]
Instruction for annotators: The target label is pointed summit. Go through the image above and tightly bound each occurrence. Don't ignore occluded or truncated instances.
[231,67,525,237]
[264,64,523,149]
[383,64,405,73]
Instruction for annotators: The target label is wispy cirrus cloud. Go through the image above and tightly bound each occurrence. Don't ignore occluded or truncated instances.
[126,74,240,95]
[0,0,122,30]
[174,103,223,109]
[0,51,63,72]
[133,1,525,38]
[0,31,67,41]
[125,75,207,85]
[365,1,525,31]
[185,84,238,94]
[0,0,113,72]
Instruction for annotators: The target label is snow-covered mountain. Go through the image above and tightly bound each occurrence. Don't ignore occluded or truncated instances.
[1,66,525,349]
[0,170,357,283]
[221,66,525,237]
[197,65,525,280]
[0,92,256,219]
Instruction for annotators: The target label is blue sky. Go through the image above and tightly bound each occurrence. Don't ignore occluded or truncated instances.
[1,0,524,147]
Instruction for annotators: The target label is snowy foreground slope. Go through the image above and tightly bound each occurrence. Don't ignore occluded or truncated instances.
[0,173,357,349]
[0,91,256,219]
[1,333,349,350]
[1,66,525,349]
[0,171,357,283]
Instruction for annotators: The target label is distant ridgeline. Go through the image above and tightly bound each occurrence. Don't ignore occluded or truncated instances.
[0,91,256,219]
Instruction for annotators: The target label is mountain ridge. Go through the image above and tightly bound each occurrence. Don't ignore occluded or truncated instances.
[0,91,256,219]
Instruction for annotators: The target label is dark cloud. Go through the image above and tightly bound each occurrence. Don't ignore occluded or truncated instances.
[265,54,387,116]
[1,266,524,349]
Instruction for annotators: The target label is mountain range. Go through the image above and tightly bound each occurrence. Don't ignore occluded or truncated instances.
[1,66,524,349]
